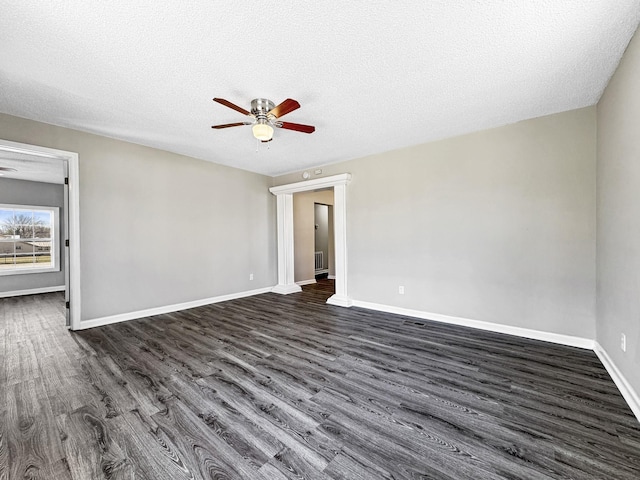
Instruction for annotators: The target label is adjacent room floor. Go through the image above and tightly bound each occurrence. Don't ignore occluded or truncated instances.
[1,280,640,479]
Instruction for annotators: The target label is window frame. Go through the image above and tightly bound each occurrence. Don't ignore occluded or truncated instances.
[0,203,60,276]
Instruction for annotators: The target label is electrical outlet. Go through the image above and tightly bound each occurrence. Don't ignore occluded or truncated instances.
[249,273,254,281]
[621,333,626,352]
[399,286,405,295]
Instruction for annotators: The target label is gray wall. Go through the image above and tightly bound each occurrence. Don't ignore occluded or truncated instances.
[597,27,640,396]
[277,107,597,338]
[293,189,334,282]
[0,177,65,293]
[0,113,277,321]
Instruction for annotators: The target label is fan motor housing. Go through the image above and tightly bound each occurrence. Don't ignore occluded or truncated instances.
[251,98,275,117]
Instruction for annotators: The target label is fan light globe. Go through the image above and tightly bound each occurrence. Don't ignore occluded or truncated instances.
[252,122,274,141]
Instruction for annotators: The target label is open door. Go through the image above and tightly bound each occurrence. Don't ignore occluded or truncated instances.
[0,138,81,329]
[63,160,70,327]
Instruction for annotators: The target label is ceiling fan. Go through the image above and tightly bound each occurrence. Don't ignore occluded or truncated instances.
[212,98,315,142]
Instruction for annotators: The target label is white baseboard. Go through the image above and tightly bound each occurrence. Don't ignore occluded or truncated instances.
[351,300,594,350]
[314,269,329,275]
[0,285,65,298]
[79,286,273,330]
[296,279,317,286]
[328,275,336,280]
[594,342,640,423]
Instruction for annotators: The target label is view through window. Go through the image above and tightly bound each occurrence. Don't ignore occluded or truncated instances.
[0,205,57,274]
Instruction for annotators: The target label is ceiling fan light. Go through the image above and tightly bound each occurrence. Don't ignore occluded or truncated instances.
[252,121,274,141]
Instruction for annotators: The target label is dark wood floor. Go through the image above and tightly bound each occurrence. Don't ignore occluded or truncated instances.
[2,280,640,479]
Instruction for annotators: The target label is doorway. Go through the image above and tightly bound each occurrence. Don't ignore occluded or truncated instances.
[0,139,81,329]
[314,202,333,280]
[291,188,335,288]
[269,173,351,307]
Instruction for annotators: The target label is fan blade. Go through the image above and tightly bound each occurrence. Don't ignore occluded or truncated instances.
[213,98,251,116]
[278,121,315,134]
[269,98,300,118]
[211,122,247,129]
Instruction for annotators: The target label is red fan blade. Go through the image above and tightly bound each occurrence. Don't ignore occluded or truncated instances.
[278,121,315,134]
[268,98,300,118]
[213,98,250,116]
[211,122,246,129]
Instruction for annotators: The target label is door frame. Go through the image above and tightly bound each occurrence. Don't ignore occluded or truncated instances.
[269,173,352,307]
[0,138,81,329]
[313,201,331,276]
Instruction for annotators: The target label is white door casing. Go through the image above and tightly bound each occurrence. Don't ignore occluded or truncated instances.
[269,173,352,307]
[0,139,82,329]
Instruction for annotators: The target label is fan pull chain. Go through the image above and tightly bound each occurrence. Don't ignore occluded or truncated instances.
[255,138,271,152]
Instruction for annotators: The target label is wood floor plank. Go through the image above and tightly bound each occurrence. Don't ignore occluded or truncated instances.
[0,303,5,480]
[80,328,176,417]
[318,416,461,480]
[151,398,268,480]
[196,372,339,471]
[6,378,72,480]
[76,354,140,420]
[106,409,198,480]
[167,370,287,463]
[265,446,335,480]
[57,406,134,480]
[125,321,218,379]
[256,461,292,480]
[39,358,94,417]
[315,387,526,480]
[5,338,40,387]
[323,447,396,480]
[0,406,7,480]
[2,286,640,479]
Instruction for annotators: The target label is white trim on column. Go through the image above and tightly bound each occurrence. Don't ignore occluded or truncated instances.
[269,174,352,305]
[272,284,303,294]
[271,193,302,295]
[326,182,352,307]
[0,139,81,330]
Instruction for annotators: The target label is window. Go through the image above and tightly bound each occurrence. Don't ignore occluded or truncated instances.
[0,204,60,276]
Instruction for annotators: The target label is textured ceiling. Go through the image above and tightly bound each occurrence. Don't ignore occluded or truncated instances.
[0,1,639,177]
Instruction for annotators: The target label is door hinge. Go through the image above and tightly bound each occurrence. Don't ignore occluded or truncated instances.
[64,177,69,185]
[65,301,70,309]
[65,239,69,247]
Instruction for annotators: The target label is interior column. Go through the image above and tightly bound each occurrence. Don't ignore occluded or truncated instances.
[271,193,302,294]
